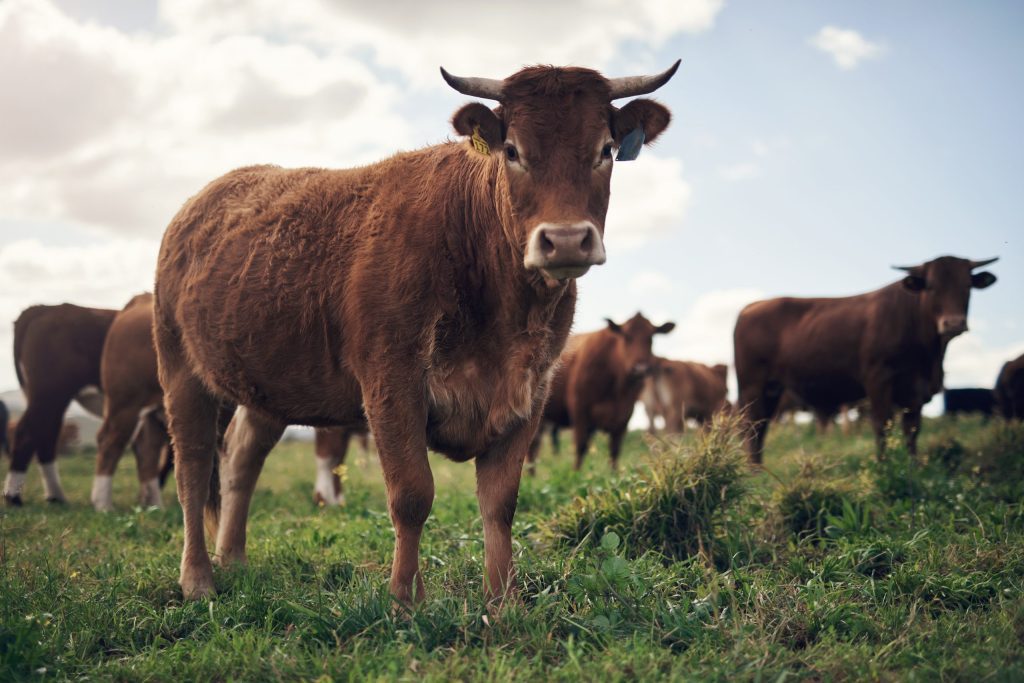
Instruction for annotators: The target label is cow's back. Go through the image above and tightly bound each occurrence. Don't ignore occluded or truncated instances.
[101,294,162,411]
[14,304,116,399]
[995,354,1024,419]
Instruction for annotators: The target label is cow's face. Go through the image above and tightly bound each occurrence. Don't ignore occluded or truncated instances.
[444,64,676,283]
[606,313,675,380]
[899,256,998,338]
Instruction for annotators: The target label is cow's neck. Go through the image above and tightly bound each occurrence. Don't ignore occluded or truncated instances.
[442,153,574,332]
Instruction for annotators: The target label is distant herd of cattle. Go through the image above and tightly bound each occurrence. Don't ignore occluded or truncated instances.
[2,63,1022,605]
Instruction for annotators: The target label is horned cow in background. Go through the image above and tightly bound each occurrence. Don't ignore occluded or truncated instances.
[735,256,998,464]
[531,313,675,473]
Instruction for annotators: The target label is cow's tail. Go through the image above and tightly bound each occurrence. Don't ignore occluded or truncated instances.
[12,305,49,388]
[202,402,234,542]
[203,452,221,542]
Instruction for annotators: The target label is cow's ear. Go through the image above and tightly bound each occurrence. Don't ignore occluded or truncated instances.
[654,321,676,334]
[972,271,997,289]
[605,318,623,334]
[902,275,926,292]
[451,103,503,153]
[612,99,671,147]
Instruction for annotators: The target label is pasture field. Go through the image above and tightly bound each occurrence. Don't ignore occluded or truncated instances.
[2,416,1023,681]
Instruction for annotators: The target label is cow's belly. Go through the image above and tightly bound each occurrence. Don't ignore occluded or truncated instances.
[426,358,547,461]
[786,373,864,411]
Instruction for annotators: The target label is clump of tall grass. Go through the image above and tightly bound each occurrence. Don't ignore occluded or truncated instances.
[538,413,749,561]
[771,452,868,540]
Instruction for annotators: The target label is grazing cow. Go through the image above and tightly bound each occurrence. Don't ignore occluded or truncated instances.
[943,388,995,418]
[312,425,370,507]
[735,256,998,463]
[995,353,1024,420]
[154,62,678,602]
[530,314,675,472]
[92,293,173,511]
[6,304,115,505]
[641,358,729,433]
[5,303,172,507]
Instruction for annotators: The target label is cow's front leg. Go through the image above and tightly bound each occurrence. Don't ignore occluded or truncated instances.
[901,407,922,456]
[363,381,433,605]
[475,417,536,604]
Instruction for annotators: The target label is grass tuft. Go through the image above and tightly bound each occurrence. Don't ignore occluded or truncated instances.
[538,413,748,561]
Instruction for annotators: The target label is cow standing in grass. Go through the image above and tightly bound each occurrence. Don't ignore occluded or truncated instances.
[6,302,173,507]
[154,63,678,603]
[641,359,729,434]
[734,256,998,463]
[530,314,675,473]
[93,293,173,511]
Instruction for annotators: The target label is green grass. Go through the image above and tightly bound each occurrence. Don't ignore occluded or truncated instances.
[2,415,1023,681]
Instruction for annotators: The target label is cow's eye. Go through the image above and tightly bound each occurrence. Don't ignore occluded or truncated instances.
[601,143,613,159]
[505,144,519,162]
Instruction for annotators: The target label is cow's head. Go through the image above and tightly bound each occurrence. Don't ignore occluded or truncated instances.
[895,256,998,338]
[441,62,678,283]
[605,313,675,380]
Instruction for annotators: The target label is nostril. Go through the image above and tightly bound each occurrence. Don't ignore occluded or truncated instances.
[540,230,556,256]
[579,229,592,255]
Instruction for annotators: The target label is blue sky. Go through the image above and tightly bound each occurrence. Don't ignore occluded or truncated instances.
[1,0,1020,415]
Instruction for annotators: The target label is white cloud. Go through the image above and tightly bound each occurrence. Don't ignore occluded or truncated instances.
[0,237,161,389]
[605,154,692,250]
[810,26,884,70]
[718,162,760,181]
[943,331,1024,390]
[159,0,725,87]
[628,271,675,297]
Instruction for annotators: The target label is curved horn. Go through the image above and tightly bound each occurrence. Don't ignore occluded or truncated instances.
[970,257,999,269]
[892,265,918,272]
[607,59,681,99]
[439,67,504,100]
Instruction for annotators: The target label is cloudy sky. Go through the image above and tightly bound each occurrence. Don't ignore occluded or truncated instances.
[2,0,1021,416]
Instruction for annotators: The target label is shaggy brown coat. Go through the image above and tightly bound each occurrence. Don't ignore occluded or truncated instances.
[154,64,674,602]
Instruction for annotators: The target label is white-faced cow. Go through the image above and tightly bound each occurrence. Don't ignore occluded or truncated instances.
[734,256,998,463]
[154,62,679,602]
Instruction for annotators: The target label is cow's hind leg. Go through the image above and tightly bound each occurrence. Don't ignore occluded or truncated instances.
[214,407,284,567]
[159,332,221,600]
[93,406,140,511]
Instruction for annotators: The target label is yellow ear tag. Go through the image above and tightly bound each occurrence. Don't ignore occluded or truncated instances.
[471,125,490,156]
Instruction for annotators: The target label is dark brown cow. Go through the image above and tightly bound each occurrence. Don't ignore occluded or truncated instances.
[5,303,171,507]
[313,425,370,507]
[154,63,678,602]
[0,400,8,456]
[641,358,728,433]
[92,293,172,511]
[6,304,114,505]
[530,314,675,472]
[735,256,998,463]
[995,353,1024,420]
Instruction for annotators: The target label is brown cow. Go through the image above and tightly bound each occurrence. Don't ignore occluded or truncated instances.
[312,425,370,507]
[5,303,171,507]
[92,293,173,511]
[530,314,675,473]
[995,353,1024,420]
[735,256,998,463]
[153,62,678,602]
[641,358,728,433]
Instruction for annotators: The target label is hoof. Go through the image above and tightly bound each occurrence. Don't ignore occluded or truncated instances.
[180,574,216,601]
[46,497,67,505]
[4,494,23,507]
